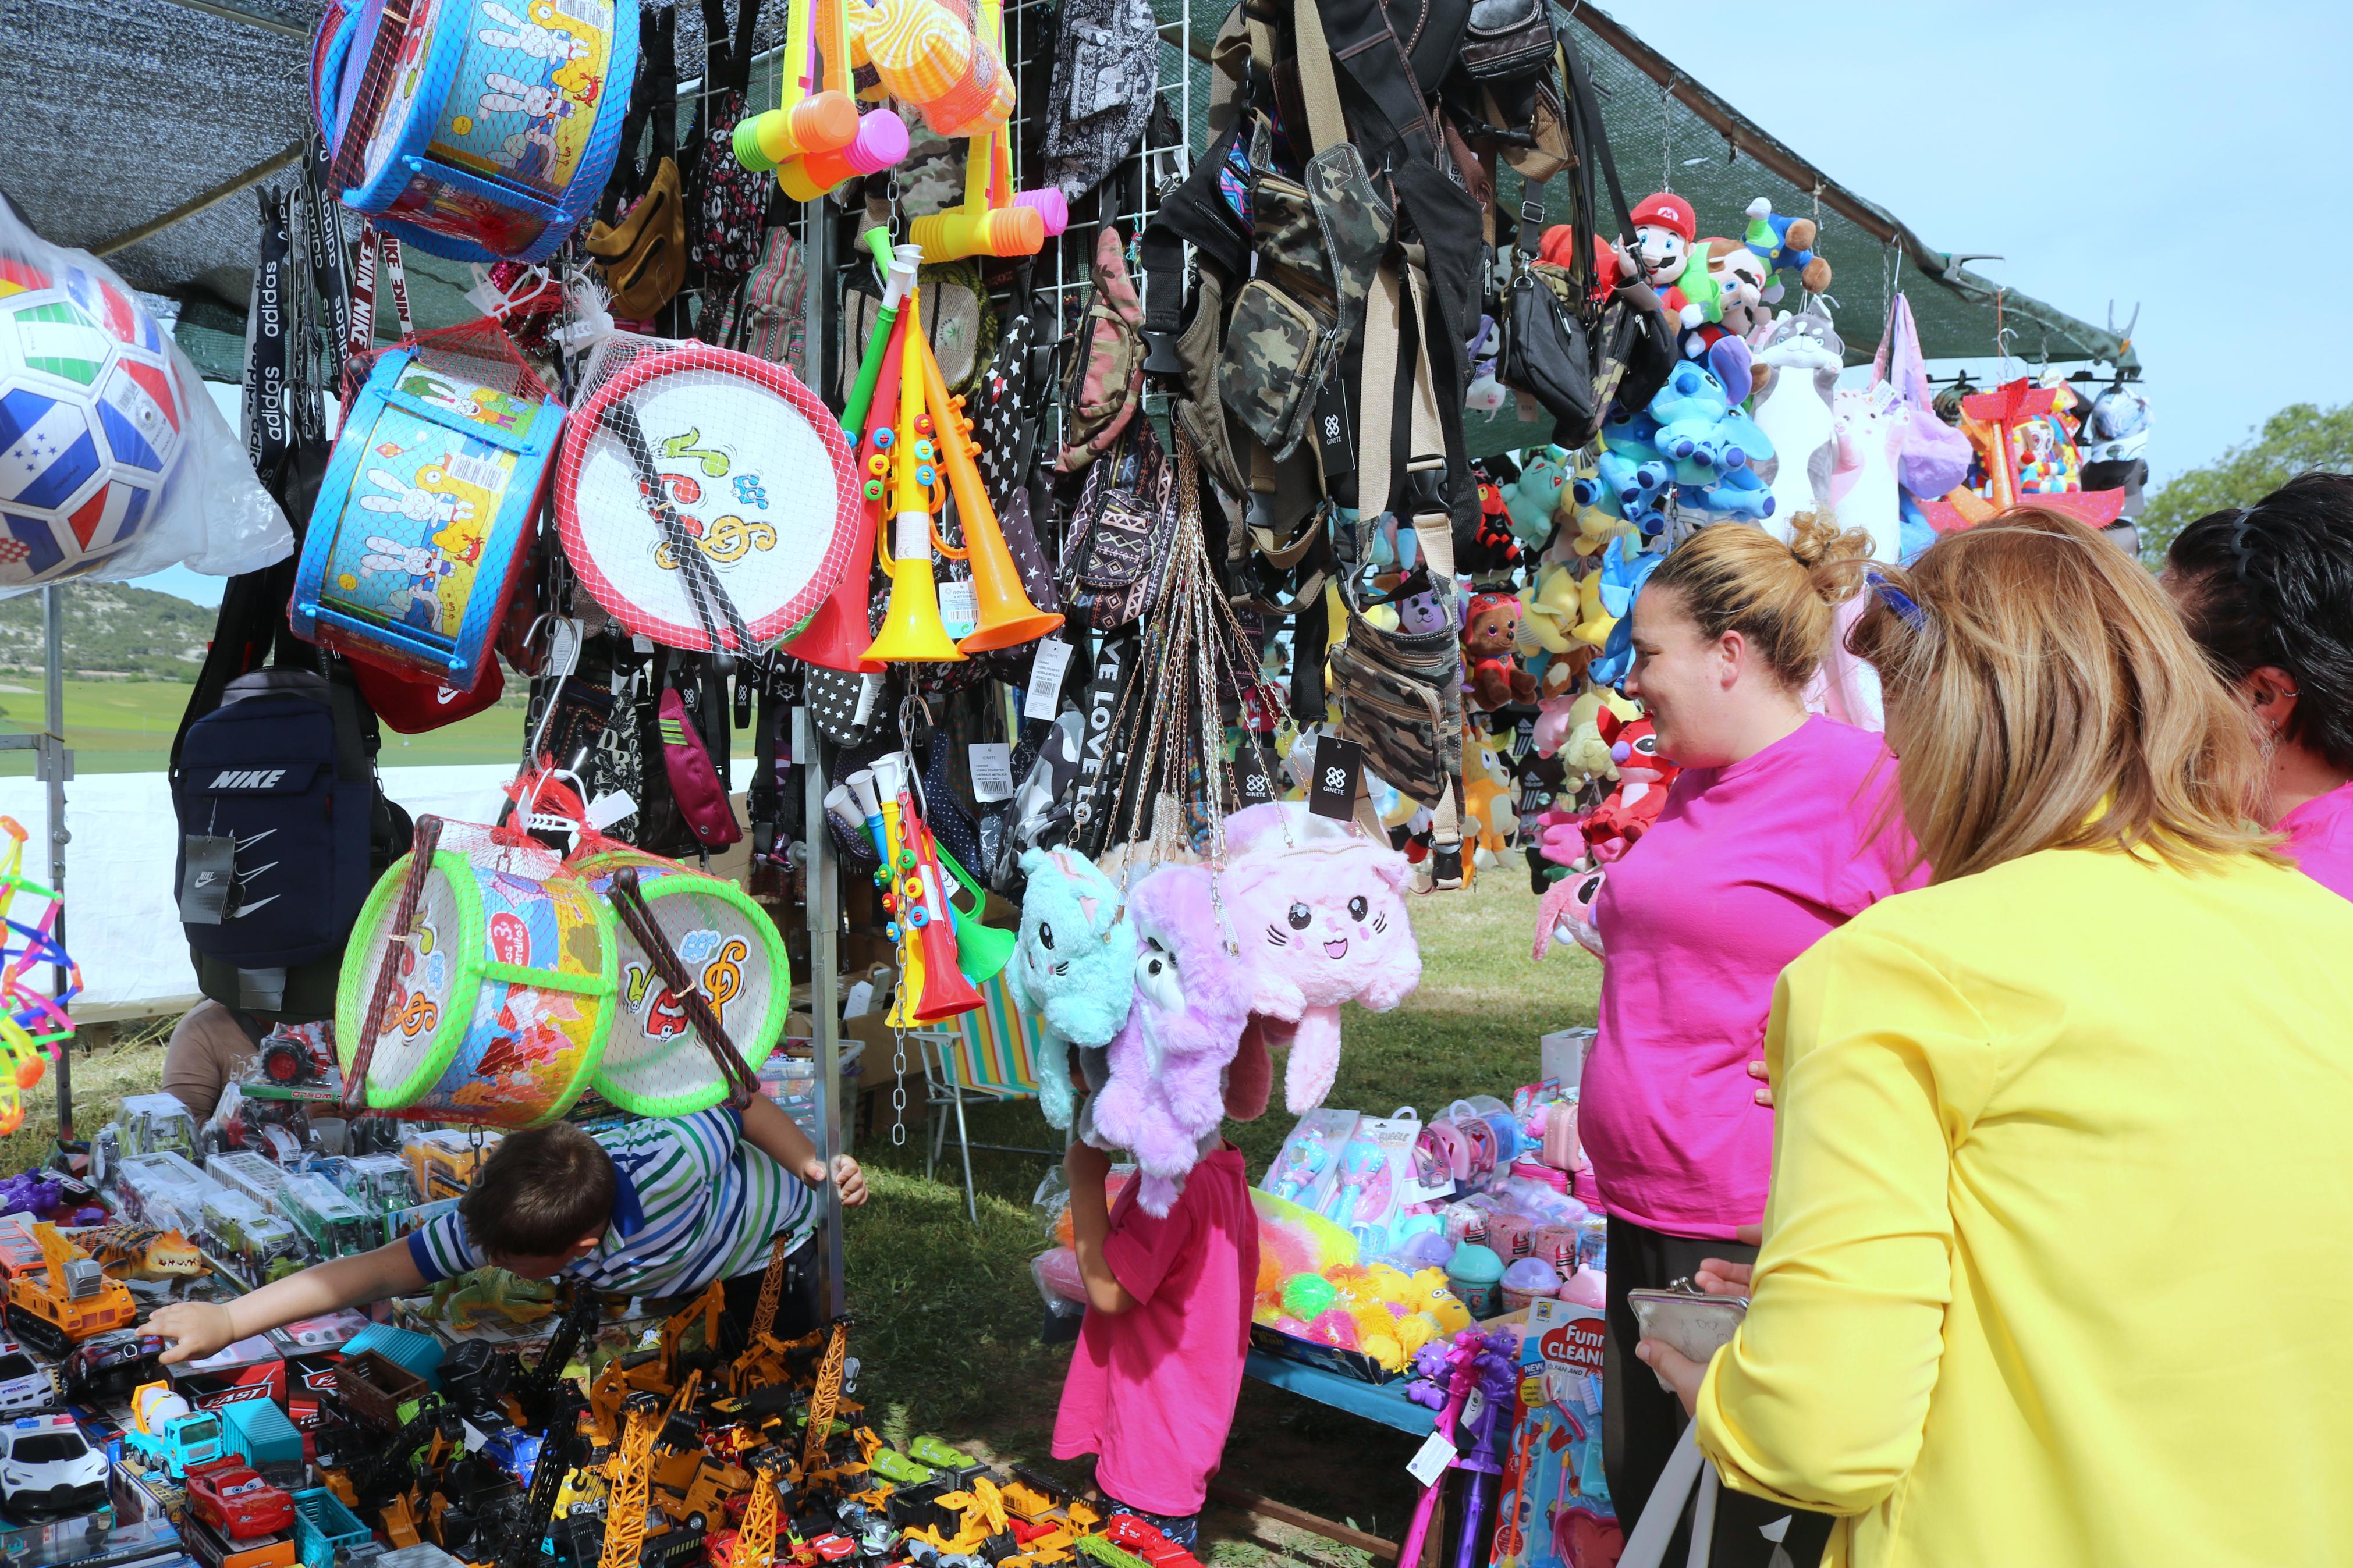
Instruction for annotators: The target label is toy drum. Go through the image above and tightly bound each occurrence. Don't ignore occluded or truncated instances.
[337,829,617,1128]
[571,847,789,1117]
[294,332,562,688]
[555,341,861,653]
[315,0,638,262]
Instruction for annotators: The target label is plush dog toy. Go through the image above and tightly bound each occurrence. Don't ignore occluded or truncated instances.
[1463,592,1537,710]
[1003,847,1137,1130]
[1089,862,1255,1216]
[1223,803,1421,1114]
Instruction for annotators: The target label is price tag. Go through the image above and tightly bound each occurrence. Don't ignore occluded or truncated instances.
[584,791,636,830]
[969,742,1016,802]
[179,835,234,925]
[631,634,654,654]
[1024,638,1074,721]
[938,580,978,639]
[1307,733,1366,822]
[789,705,810,766]
[1406,1430,1456,1487]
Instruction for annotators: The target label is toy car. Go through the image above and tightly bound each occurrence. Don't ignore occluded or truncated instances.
[258,1033,326,1087]
[480,1425,544,1487]
[61,1331,164,1403]
[0,1413,109,1517]
[0,1341,56,1416]
[186,1460,296,1540]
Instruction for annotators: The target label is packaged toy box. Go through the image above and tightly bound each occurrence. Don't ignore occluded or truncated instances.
[1493,1296,1620,1568]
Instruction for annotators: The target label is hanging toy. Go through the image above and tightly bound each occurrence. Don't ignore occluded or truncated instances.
[311,0,639,262]
[736,0,910,198]
[860,282,967,663]
[858,0,1016,139]
[0,819,74,1137]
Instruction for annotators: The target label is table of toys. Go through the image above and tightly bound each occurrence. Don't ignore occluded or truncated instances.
[1031,1077,1619,1568]
[0,1018,1223,1568]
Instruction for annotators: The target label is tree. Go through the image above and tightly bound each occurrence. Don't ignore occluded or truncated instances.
[2139,401,2353,566]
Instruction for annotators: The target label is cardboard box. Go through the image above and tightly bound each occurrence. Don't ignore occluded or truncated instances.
[169,1335,286,1413]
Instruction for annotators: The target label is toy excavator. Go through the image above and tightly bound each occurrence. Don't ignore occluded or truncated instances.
[8,1221,136,1354]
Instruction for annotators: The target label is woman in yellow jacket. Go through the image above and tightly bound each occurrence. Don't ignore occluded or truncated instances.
[1637,510,2353,1566]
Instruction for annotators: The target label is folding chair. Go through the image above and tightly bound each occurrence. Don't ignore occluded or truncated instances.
[917,973,1059,1222]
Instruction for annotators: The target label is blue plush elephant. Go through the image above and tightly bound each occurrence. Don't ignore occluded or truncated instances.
[1004,847,1138,1130]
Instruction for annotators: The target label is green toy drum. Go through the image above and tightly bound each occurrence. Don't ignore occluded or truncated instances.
[337,827,617,1127]
[570,847,789,1117]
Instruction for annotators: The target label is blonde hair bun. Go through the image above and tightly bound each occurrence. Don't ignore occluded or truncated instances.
[1786,510,1875,607]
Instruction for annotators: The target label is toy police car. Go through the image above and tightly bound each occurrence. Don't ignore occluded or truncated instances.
[0,1414,108,1518]
[0,1341,57,1416]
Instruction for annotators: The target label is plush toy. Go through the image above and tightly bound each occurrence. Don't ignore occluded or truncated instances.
[1462,592,1536,710]
[1468,482,1524,574]
[1588,536,1665,689]
[1642,358,1777,524]
[1519,566,1580,655]
[1223,802,1421,1114]
[1628,192,1717,339]
[1749,304,1844,537]
[1581,712,1678,860]
[1088,862,1255,1216]
[1533,863,1607,960]
[1465,316,1507,413]
[1004,847,1137,1130]
[1702,239,1773,349]
[1502,448,1571,542]
[1742,197,1832,297]
[1463,731,1518,869]
[1830,385,1908,564]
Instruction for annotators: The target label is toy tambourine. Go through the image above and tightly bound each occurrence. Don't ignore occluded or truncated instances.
[554,342,861,652]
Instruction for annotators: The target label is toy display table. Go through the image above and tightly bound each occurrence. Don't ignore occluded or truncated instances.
[1243,1349,1433,1435]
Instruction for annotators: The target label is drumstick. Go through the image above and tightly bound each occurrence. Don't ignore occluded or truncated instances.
[342,813,445,1118]
[597,398,754,651]
[607,867,764,1108]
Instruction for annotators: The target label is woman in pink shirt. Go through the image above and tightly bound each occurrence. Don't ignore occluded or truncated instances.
[1589,514,1921,1566]
[2166,473,2353,898]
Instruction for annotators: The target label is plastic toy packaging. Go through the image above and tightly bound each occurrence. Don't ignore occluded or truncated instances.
[1259,1108,1359,1214]
[0,201,293,595]
[1493,1296,1619,1568]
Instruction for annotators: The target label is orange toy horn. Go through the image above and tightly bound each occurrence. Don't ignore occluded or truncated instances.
[909,325,1062,652]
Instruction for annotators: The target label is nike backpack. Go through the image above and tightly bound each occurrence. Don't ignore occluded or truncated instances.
[173,667,391,981]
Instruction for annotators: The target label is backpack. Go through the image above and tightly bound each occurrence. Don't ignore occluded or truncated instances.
[173,668,404,977]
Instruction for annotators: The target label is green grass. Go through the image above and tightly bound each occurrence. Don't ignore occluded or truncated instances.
[27,870,1596,1563]
[0,679,531,774]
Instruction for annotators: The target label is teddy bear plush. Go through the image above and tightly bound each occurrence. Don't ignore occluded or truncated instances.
[1462,592,1538,710]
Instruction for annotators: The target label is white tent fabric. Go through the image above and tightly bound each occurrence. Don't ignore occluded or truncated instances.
[0,759,765,1021]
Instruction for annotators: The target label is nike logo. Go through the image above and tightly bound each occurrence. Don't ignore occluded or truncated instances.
[228,894,281,919]
[209,769,289,789]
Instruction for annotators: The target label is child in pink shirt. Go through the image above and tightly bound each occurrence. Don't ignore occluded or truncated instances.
[1053,1140,1258,1547]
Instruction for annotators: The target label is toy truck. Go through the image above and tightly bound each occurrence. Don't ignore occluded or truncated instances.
[115,1151,219,1234]
[125,1379,228,1478]
[5,1222,136,1355]
[403,1131,498,1204]
[206,1152,290,1210]
[275,1174,379,1261]
[197,1190,303,1285]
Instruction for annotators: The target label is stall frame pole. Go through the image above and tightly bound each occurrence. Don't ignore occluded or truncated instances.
[801,207,846,1324]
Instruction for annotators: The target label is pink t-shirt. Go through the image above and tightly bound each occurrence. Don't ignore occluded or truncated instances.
[1584,715,1922,1240]
[2283,781,2353,901]
[1052,1145,1259,1515]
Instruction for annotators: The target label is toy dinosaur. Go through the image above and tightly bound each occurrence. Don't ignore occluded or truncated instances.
[428,1267,558,1327]
[84,1225,208,1282]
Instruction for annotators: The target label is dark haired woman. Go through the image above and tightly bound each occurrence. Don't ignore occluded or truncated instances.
[2167,471,2353,896]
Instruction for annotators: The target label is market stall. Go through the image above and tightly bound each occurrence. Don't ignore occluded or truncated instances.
[0,0,2150,1563]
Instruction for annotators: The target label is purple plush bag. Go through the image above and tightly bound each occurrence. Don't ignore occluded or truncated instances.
[1872,293,1974,499]
[658,687,742,849]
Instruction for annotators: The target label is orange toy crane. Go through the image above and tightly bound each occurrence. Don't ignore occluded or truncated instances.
[9,1222,136,1354]
[730,1450,789,1568]
[598,1398,662,1568]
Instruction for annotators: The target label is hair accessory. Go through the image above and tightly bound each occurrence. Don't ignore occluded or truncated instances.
[2227,506,2263,586]
[1866,568,1929,632]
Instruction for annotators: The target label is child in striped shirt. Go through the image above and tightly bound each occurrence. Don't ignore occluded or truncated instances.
[148,1096,864,1363]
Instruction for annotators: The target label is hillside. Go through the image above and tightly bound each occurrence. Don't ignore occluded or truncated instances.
[0,582,217,680]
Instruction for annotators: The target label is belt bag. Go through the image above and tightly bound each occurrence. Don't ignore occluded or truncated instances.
[1215,0,1393,461]
[1457,0,1556,84]
[1503,261,1599,440]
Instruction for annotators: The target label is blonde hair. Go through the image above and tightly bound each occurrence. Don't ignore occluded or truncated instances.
[1848,507,2281,883]
[1645,512,1873,688]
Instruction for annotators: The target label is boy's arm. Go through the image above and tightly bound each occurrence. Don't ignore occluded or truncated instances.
[740,1092,867,1206]
[148,1240,427,1365]
[1064,1142,1135,1316]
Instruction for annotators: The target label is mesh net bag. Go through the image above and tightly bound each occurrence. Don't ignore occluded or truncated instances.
[335,816,616,1129]
[553,331,863,653]
[299,321,561,685]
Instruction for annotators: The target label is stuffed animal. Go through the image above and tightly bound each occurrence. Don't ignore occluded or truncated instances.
[1643,359,1777,524]
[1462,592,1536,710]
[1702,239,1773,346]
[1742,198,1832,297]
[1463,731,1518,869]
[1533,863,1607,960]
[1628,192,1717,339]
[1588,536,1665,689]
[1830,385,1908,564]
[1749,304,1844,536]
[1520,566,1581,655]
[1581,712,1678,860]
[1465,316,1507,412]
[1502,448,1572,541]
[1089,863,1254,1216]
[1222,802,1421,1114]
[1003,847,1137,1130]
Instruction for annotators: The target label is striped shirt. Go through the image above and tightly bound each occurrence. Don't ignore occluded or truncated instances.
[405,1108,815,1297]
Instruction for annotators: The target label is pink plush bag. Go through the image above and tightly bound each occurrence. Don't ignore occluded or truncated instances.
[658,687,743,849]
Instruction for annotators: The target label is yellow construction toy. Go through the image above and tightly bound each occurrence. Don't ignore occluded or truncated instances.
[8,1221,136,1354]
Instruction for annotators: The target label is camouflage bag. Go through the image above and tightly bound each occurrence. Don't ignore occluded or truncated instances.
[1055,226,1148,474]
[1214,0,1392,463]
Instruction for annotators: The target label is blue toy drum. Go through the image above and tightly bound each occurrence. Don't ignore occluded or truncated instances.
[293,329,563,688]
[314,0,638,262]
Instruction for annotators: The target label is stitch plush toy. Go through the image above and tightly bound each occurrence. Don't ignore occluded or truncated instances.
[1580,712,1679,859]
[1003,846,1137,1130]
[1533,863,1607,960]
[1463,592,1536,710]
[1223,803,1420,1114]
[1089,862,1255,1216]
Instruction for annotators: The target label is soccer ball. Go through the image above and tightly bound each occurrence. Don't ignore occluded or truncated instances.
[0,253,187,588]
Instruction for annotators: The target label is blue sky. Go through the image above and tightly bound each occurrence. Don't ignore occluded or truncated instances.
[133,1,2347,607]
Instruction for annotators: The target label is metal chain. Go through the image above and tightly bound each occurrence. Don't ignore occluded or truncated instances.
[890,1026,907,1147]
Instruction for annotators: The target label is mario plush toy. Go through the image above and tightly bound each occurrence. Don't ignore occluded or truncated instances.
[1629,191,1718,342]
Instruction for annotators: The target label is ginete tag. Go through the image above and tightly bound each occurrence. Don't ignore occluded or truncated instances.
[1307,734,1366,822]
